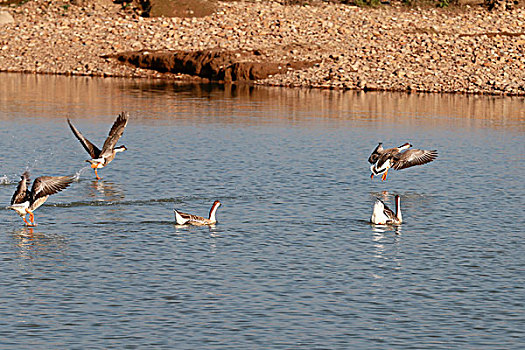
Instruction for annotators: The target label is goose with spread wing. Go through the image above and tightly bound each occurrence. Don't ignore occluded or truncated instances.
[8,171,74,226]
[370,195,402,225]
[368,142,438,181]
[174,200,221,226]
[67,112,129,180]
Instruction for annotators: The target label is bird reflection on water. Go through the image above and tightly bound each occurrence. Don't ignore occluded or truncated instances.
[371,223,402,235]
[87,180,125,201]
[9,227,68,260]
[173,223,218,233]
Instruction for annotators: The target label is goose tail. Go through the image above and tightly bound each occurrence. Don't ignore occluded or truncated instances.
[174,209,189,225]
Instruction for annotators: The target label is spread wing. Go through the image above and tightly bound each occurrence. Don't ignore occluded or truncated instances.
[393,149,438,170]
[30,175,74,202]
[67,118,101,159]
[100,112,129,156]
[11,171,30,205]
[368,143,384,164]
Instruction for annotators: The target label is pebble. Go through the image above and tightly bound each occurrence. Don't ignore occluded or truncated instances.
[0,10,14,24]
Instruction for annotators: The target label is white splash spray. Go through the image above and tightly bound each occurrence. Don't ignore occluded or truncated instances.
[0,175,9,185]
[72,165,92,182]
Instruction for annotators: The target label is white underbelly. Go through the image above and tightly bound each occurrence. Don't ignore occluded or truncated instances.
[9,202,29,216]
[371,159,392,175]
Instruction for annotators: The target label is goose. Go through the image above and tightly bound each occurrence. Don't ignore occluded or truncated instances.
[67,112,129,180]
[368,142,438,181]
[370,195,402,225]
[174,200,221,226]
[8,171,74,226]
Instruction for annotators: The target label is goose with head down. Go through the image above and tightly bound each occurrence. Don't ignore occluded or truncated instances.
[370,195,402,225]
[174,200,221,226]
[368,142,438,181]
[8,171,74,226]
[67,112,129,180]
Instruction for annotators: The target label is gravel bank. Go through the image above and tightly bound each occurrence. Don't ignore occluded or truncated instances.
[1,0,524,95]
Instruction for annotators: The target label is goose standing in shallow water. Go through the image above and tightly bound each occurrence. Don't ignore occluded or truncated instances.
[370,195,402,225]
[8,171,74,226]
[67,112,129,180]
[368,142,438,181]
[174,200,221,226]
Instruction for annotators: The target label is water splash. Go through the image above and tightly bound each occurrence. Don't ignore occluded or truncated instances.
[72,165,91,182]
[48,197,184,208]
[0,175,10,185]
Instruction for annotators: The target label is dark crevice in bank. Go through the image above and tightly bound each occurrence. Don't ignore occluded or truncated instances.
[104,49,318,82]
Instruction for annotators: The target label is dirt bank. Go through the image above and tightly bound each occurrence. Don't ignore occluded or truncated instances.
[0,0,524,95]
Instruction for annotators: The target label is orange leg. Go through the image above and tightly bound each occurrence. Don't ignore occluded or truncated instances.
[381,169,389,181]
[370,173,374,180]
[22,216,30,225]
[26,210,36,226]
[91,162,102,180]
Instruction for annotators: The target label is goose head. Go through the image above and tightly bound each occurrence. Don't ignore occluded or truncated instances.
[115,145,127,152]
[368,142,384,164]
[397,142,412,151]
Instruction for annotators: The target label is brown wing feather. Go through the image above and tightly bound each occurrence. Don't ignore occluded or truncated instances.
[178,210,209,223]
[393,149,438,170]
[382,202,396,220]
[179,212,205,222]
[67,119,101,159]
[30,175,74,202]
[176,211,192,220]
[11,171,30,205]
[188,214,206,222]
[100,112,129,156]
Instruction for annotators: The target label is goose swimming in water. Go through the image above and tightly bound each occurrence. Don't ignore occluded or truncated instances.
[174,200,221,226]
[370,195,402,225]
[8,171,74,226]
[368,142,438,181]
[67,112,129,180]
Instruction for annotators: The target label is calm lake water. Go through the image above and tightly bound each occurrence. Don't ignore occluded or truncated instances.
[0,73,524,349]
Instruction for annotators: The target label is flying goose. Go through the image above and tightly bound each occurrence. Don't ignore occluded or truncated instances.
[67,112,129,180]
[8,171,74,226]
[368,142,438,181]
[370,195,402,225]
[174,200,221,226]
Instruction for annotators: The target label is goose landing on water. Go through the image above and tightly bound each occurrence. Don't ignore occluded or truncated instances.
[370,195,402,225]
[368,142,438,181]
[174,200,221,226]
[67,112,129,180]
[8,171,74,226]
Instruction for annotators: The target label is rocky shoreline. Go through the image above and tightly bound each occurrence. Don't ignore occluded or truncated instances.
[1,0,524,95]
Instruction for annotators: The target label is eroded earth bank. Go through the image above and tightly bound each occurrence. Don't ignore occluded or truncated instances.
[0,0,524,95]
